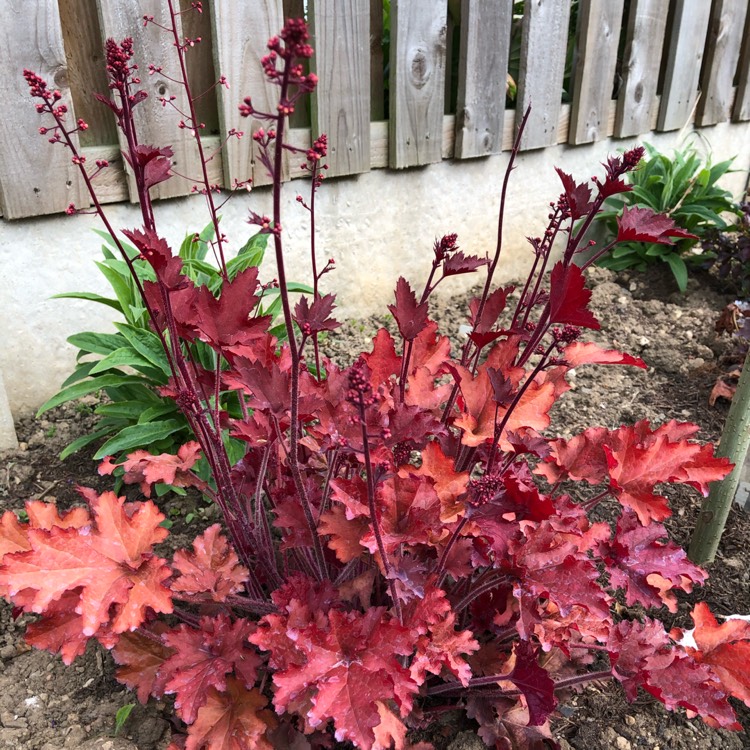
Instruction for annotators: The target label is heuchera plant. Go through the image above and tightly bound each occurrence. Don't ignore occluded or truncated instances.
[2,5,750,749]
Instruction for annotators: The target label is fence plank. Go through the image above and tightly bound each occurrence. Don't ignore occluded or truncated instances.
[0,0,89,219]
[388,0,447,168]
[657,0,711,131]
[614,0,668,138]
[58,0,118,147]
[569,0,624,145]
[210,1,285,189]
[516,0,571,151]
[733,5,750,120]
[696,0,748,126]
[96,0,202,200]
[454,0,512,158]
[309,0,371,178]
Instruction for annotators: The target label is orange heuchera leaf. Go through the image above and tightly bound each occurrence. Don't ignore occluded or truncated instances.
[99,441,204,497]
[407,441,469,523]
[185,677,277,750]
[0,491,172,636]
[562,341,646,369]
[679,603,750,707]
[171,524,249,602]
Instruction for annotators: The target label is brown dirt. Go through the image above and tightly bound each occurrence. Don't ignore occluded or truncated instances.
[1,265,749,749]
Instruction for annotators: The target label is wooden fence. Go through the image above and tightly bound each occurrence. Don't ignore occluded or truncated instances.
[1,0,750,221]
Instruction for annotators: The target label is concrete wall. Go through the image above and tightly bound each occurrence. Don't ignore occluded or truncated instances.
[2,121,750,432]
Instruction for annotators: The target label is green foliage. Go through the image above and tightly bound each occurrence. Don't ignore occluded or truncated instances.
[114,703,135,736]
[41,224,310,483]
[594,143,737,291]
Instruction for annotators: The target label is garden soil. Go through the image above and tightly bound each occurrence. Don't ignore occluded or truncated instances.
[1,266,750,750]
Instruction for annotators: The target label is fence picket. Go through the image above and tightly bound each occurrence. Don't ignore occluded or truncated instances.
[0,0,88,219]
[454,0,512,158]
[657,0,712,132]
[388,0,447,168]
[696,0,748,126]
[309,0,371,178]
[370,0,385,121]
[210,1,286,189]
[96,0,202,200]
[569,0,624,145]
[516,0,571,151]
[614,0,668,138]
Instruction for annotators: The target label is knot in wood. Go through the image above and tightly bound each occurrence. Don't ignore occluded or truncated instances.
[409,47,432,88]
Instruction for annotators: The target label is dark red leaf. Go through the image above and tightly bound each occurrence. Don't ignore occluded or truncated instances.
[294,293,340,335]
[442,251,488,277]
[468,286,514,333]
[548,262,599,330]
[388,277,429,342]
[616,205,698,245]
[555,168,592,219]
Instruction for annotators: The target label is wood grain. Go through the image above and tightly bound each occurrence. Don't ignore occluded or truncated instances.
[454,0,512,158]
[614,0,668,138]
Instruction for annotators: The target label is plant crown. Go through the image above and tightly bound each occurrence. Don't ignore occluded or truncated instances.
[3,8,750,750]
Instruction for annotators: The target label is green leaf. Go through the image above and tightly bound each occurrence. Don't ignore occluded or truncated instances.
[68,331,125,357]
[94,419,184,459]
[95,401,153,420]
[114,703,135,736]
[37,374,145,416]
[59,425,117,461]
[60,361,99,389]
[114,324,172,376]
[89,347,154,375]
[92,229,139,260]
[138,402,180,424]
[663,253,689,292]
[51,291,123,313]
[95,261,138,324]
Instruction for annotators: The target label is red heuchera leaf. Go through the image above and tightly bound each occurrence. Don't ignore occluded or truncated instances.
[185,677,277,750]
[251,606,417,750]
[562,341,645,369]
[121,227,184,287]
[0,492,172,636]
[643,655,739,729]
[555,168,592,219]
[442,250,488,277]
[617,205,698,245]
[122,144,174,190]
[677,603,750,707]
[112,622,175,704]
[500,641,557,727]
[225,357,290,417]
[388,277,428,342]
[192,267,269,351]
[23,588,91,665]
[538,420,732,524]
[161,614,261,723]
[598,510,707,612]
[98,441,204,497]
[171,524,249,602]
[294,293,341,335]
[467,696,556,750]
[404,587,479,686]
[606,618,674,701]
[548,262,599,329]
[468,286,514,333]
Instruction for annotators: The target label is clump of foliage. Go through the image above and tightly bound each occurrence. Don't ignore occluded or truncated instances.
[703,201,750,297]
[592,142,736,291]
[2,7,750,750]
[40,217,309,491]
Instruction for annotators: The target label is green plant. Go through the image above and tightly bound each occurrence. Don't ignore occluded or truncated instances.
[593,142,737,291]
[113,703,135,736]
[40,221,311,482]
